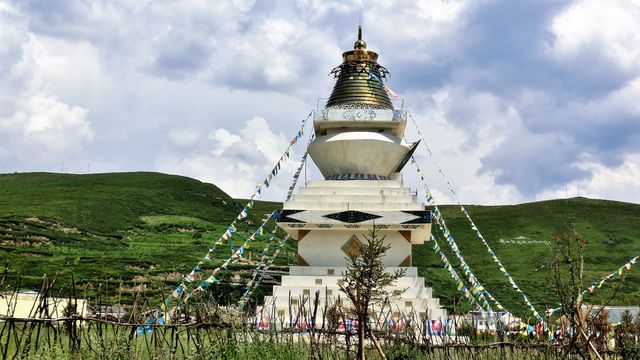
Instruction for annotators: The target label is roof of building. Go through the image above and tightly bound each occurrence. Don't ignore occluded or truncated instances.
[325,26,393,109]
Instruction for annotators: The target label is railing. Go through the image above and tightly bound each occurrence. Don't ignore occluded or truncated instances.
[316,98,405,110]
[313,108,407,122]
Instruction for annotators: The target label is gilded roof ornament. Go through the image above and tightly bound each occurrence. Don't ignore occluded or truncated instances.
[326,26,393,109]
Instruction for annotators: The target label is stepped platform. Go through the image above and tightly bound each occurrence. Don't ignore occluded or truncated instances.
[257,266,447,330]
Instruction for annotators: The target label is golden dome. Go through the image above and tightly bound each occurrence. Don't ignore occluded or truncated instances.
[353,26,367,50]
[325,26,393,109]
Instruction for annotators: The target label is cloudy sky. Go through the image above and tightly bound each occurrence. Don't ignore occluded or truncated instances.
[1,0,639,205]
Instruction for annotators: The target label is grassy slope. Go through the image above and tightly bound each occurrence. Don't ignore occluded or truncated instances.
[0,172,297,294]
[1,172,638,315]
[0,172,241,235]
[414,198,640,315]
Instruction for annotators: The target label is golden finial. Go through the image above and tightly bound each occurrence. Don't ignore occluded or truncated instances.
[325,23,393,109]
[354,25,366,50]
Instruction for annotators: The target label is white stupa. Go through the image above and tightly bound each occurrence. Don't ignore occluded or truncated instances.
[258,27,446,329]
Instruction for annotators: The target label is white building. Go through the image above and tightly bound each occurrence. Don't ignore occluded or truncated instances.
[257,28,446,330]
[0,291,93,319]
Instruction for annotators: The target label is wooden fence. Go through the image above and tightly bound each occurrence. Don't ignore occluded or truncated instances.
[0,273,635,359]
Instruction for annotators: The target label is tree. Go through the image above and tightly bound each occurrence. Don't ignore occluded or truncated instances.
[615,310,640,359]
[549,229,610,359]
[339,228,406,360]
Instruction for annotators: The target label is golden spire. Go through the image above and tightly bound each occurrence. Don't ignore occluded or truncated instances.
[354,25,366,50]
[326,26,393,109]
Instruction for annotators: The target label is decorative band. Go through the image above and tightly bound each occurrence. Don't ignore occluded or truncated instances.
[326,173,390,180]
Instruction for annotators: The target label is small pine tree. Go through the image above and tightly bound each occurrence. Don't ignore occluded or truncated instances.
[339,228,406,360]
[615,310,640,358]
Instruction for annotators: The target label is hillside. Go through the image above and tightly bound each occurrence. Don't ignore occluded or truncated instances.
[417,198,640,315]
[0,172,638,315]
[0,172,295,294]
[0,172,241,234]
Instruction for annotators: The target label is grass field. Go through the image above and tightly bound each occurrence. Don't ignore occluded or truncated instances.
[0,172,638,316]
[0,172,295,297]
[0,321,569,360]
[417,197,640,315]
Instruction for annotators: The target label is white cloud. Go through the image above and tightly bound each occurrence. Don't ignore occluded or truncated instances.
[516,75,640,159]
[548,0,640,70]
[0,10,102,171]
[364,0,475,61]
[0,94,93,163]
[582,154,640,203]
[402,86,526,205]
[156,116,303,199]
[200,18,340,95]
[19,36,107,101]
[537,153,640,204]
[232,0,255,12]
[0,0,639,205]
[209,129,241,156]
[240,117,288,162]
[0,4,27,78]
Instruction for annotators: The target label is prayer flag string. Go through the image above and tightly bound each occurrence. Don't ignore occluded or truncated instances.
[408,111,544,323]
[189,211,278,295]
[238,143,312,306]
[431,235,487,316]
[410,155,503,316]
[545,255,639,316]
[153,111,313,325]
[432,206,500,315]
[238,234,291,308]
[287,150,309,201]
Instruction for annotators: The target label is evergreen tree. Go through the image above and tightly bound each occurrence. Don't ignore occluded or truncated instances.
[339,228,406,360]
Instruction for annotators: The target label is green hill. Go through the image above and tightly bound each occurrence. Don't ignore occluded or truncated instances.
[0,172,638,315]
[417,198,640,315]
[0,172,295,293]
[0,172,240,234]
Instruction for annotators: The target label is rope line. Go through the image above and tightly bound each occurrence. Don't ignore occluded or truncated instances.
[238,234,291,308]
[154,111,313,324]
[431,234,487,315]
[410,155,502,316]
[546,255,639,316]
[408,111,544,323]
